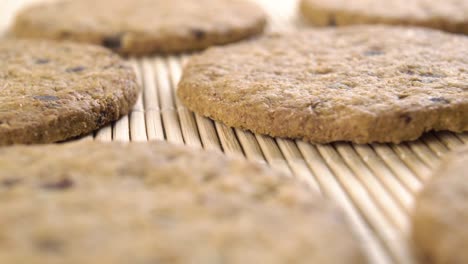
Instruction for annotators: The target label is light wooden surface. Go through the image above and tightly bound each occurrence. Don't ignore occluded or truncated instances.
[2,1,467,263]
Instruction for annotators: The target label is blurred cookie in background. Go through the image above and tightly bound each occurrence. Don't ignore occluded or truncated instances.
[11,0,267,56]
[0,141,366,264]
[300,0,468,34]
[412,145,468,263]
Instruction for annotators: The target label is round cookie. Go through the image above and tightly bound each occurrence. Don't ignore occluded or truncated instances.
[177,25,468,144]
[412,145,468,264]
[10,0,267,56]
[0,141,365,264]
[299,0,468,34]
[0,39,138,145]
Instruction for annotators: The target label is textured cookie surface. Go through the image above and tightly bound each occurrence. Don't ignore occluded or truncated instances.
[300,0,468,34]
[11,0,266,56]
[0,39,138,145]
[412,145,468,264]
[178,26,468,144]
[0,141,365,264]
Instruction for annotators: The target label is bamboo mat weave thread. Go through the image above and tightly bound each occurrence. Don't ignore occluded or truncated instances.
[1,1,468,263]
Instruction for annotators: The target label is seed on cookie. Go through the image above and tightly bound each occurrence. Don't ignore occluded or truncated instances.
[33,95,60,102]
[429,97,450,104]
[65,66,86,73]
[363,49,384,56]
[177,25,468,143]
[40,178,74,191]
[1,178,22,188]
[34,58,50,64]
[191,29,207,40]
[102,34,123,50]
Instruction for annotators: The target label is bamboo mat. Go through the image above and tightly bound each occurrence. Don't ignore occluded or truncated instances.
[2,1,468,263]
